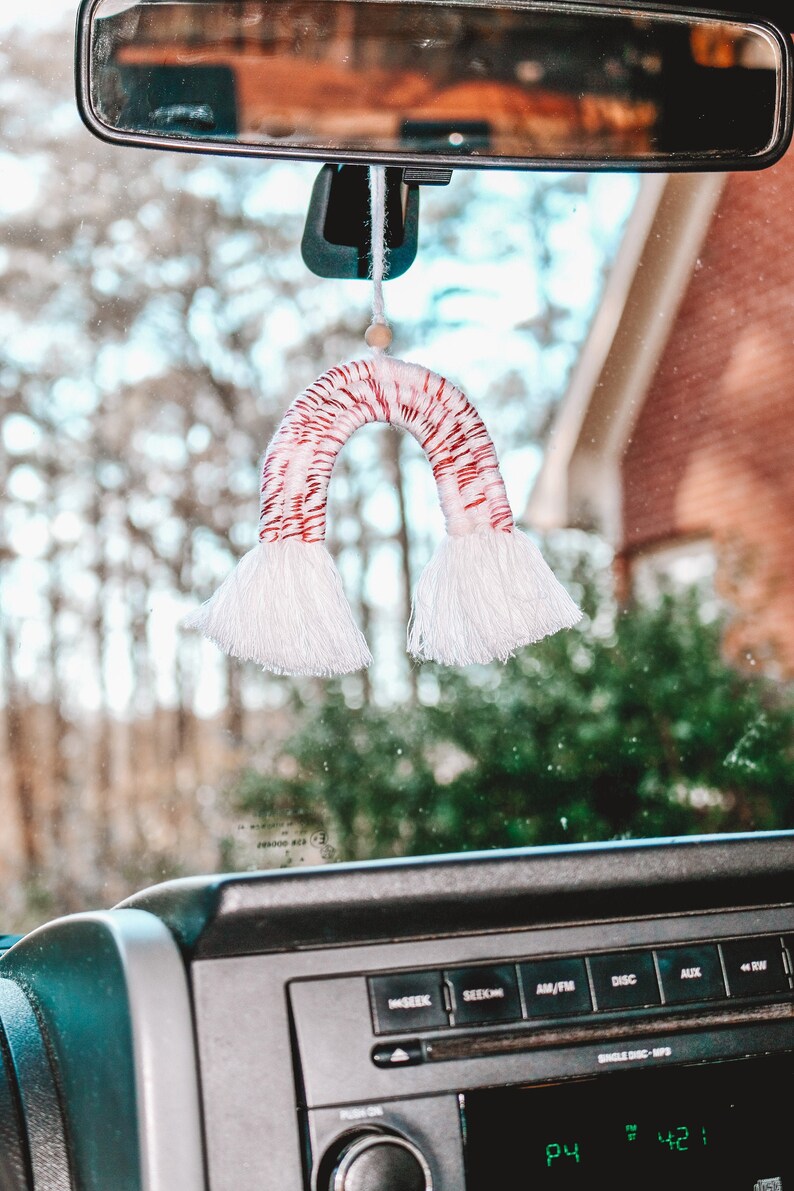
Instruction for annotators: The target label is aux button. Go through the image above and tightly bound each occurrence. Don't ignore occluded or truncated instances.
[656,945,725,1003]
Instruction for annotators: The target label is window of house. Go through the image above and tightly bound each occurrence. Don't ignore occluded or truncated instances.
[630,537,718,608]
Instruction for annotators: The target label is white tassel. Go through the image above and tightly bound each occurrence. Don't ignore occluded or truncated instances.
[408,528,582,666]
[184,540,372,676]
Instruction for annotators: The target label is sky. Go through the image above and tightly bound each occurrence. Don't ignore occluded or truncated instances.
[0,0,76,33]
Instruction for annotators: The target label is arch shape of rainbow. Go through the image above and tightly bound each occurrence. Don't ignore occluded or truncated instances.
[185,356,580,676]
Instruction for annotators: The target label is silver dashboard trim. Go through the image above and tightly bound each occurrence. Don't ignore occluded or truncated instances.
[106,910,207,1191]
[4,910,206,1191]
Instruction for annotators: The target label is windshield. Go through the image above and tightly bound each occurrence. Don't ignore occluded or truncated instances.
[1,2,793,932]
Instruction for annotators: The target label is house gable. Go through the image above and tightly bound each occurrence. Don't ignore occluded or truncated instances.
[527,153,794,676]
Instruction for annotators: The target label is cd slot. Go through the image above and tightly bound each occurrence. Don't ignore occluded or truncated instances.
[424,1001,794,1062]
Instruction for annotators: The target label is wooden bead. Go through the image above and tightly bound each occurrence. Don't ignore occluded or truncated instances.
[365,322,393,350]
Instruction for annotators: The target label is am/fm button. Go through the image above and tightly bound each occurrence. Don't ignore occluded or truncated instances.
[519,958,592,1017]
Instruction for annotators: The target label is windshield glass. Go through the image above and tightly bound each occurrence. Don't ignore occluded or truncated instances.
[1,2,793,931]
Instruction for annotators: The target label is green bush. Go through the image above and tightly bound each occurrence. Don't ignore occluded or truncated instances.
[232,564,794,862]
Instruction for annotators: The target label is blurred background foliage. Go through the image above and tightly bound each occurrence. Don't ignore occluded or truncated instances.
[0,6,792,929]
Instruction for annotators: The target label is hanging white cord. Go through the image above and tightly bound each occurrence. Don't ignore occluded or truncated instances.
[365,166,393,351]
[369,165,387,322]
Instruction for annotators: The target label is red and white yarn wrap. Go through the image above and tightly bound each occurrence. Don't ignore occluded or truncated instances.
[185,354,581,675]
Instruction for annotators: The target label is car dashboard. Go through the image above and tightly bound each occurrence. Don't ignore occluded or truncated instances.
[0,832,792,1191]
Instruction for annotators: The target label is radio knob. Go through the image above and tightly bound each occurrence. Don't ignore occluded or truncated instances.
[329,1134,432,1191]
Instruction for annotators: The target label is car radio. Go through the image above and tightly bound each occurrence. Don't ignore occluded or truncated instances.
[1,835,792,1191]
[290,917,794,1191]
[304,1057,792,1191]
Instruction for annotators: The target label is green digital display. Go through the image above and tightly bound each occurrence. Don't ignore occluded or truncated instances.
[545,1142,580,1167]
[534,1118,713,1183]
[464,1055,793,1191]
[654,1124,708,1151]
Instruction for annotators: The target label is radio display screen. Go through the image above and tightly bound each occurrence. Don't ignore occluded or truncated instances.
[464,1055,793,1190]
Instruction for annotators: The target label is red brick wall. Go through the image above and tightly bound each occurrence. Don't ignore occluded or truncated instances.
[621,153,794,675]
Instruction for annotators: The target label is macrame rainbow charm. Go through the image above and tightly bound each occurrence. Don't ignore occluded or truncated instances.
[185,354,581,676]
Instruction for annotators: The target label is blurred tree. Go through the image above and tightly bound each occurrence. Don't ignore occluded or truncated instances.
[0,12,641,920]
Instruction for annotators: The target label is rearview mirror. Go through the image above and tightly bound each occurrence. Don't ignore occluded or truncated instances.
[76,0,793,170]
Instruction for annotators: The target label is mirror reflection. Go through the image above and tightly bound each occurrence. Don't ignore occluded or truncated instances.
[89,0,783,163]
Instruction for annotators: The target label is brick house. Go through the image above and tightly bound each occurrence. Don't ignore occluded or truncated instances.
[527,154,794,676]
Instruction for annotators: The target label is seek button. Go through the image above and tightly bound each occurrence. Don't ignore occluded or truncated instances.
[369,971,448,1034]
[446,964,521,1026]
